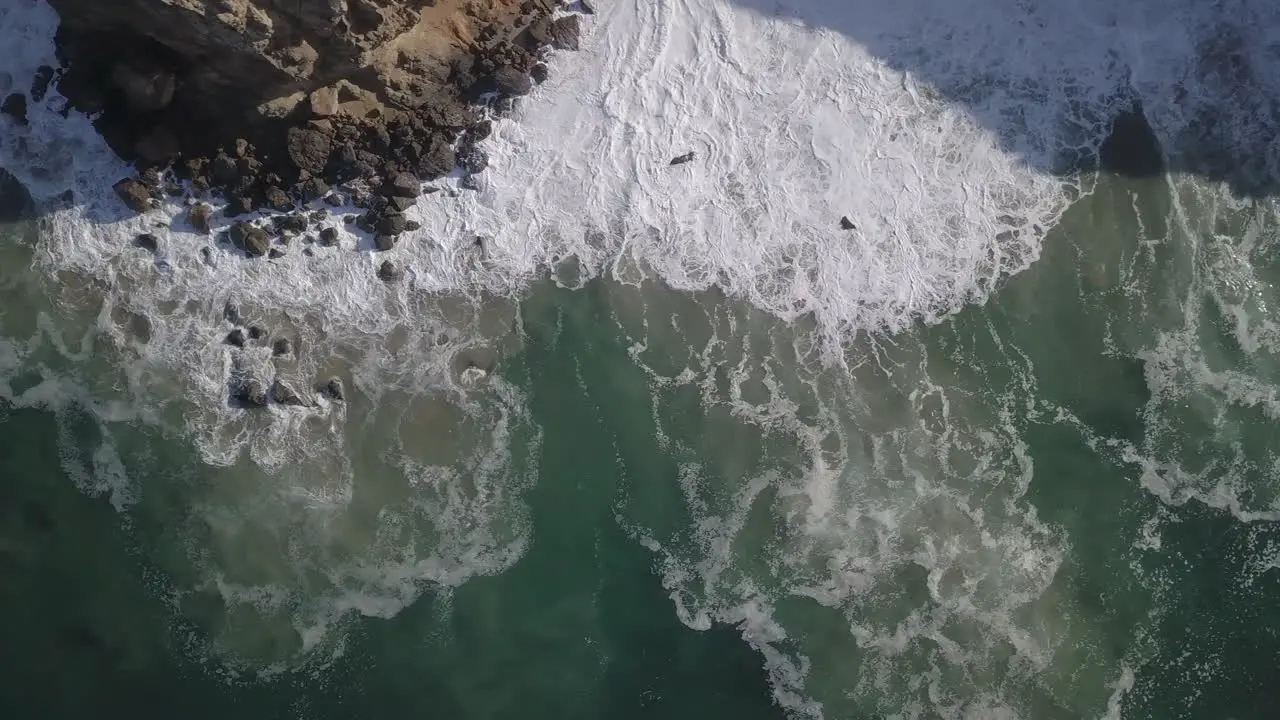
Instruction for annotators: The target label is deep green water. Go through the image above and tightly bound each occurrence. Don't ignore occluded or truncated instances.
[3,171,1280,719]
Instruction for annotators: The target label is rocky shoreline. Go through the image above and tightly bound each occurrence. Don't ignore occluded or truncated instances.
[1,0,586,258]
[0,0,589,411]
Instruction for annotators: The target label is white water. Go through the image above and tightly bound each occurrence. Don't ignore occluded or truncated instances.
[5,0,1280,714]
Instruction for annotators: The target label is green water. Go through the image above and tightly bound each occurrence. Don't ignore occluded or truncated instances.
[3,172,1280,719]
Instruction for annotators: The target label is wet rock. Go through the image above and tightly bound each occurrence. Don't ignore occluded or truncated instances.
[264,186,294,212]
[318,227,339,246]
[230,222,270,257]
[323,192,344,206]
[417,137,455,180]
[225,328,246,347]
[376,213,408,235]
[113,178,154,213]
[1,93,28,125]
[405,219,421,232]
[384,172,421,198]
[268,247,286,259]
[491,66,533,97]
[839,216,856,230]
[248,325,267,340]
[579,0,597,14]
[274,213,309,234]
[373,233,396,252]
[189,203,213,234]
[271,379,308,406]
[550,15,581,51]
[272,337,292,356]
[388,195,416,213]
[227,195,255,216]
[530,63,549,85]
[458,145,488,174]
[298,176,331,201]
[232,378,268,408]
[320,377,346,401]
[110,62,176,112]
[309,210,328,223]
[134,233,159,252]
[377,260,403,281]
[459,174,482,191]
[287,126,333,175]
[669,151,695,166]
[30,66,54,103]
[210,153,238,185]
[165,182,184,197]
[223,301,243,325]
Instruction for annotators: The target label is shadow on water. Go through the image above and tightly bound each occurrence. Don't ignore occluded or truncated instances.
[724,0,1280,198]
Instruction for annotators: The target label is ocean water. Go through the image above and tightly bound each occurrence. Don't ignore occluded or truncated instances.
[3,0,1280,717]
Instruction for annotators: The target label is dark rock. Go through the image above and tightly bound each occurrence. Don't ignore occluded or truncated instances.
[0,169,34,223]
[388,195,416,213]
[318,227,339,246]
[230,222,270,257]
[323,192,344,206]
[373,234,396,251]
[458,145,488,174]
[1,93,28,125]
[271,379,308,406]
[530,63,549,85]
[165,183,184,197]
[579,0,597,14]
[320,377,346,401]
[839,216,856,230]
[287,127,333,175]
[376,213,408,235]
[110,62,176,112]
[274,213,309,234]
[384,172,421,198]
[189,203,213,234]
[417,136,455,179]
[669,151,695,166]
[264,186,294,212]
[298,176,331,201]
[550,16,581,51]
[30,66,55,103]
[234,138,251,158]
[225,328,246,347]
[491,66,533,97]
[134,127,180,165]
[309,210,327,223]
[268,248,286,259]
[459,174,482,191]
[272,337,292,356]
[134,233,159,252]
[378,260,403,281]
[233,378,269,408]
[248,325,266,340]
[223,301,243,325]
[227,195,255,216]
[210,153,238,185]
[405,219,421,232]
[466,120,493,143]
[113,178,153,213]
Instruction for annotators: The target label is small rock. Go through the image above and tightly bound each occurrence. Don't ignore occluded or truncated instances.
[113,178,154,213]
[234,138,252,158]
[384,172,422,198]
[318,227,339,246]
[271,379,308,406]
[388,195,416,213]
[227,195,255,216]
[268,248,286,259]
[210,153,238,184]
[309,210,328,223]
[323,192,344,206]
[550,15,581,51]
[223,301,243,325]
[491,66,533,97]
[309,86,340,117]
[320,377,346,401]
[165,183,184,197]
[274,213,309,234]
[378,260,403,281]
[233,378,268,408]
[405,220,421,232]
[134,233,159,252]
[264,186,294,212]
[229,222,270,257]
[458,145,488,174]
[298,176,331,202]
[530,63,549,85]
[189,203,213,234]
[1,93,28,125]
[248,325,267,340]
[839,216,856,230]
[225,328,246,347]
[376,213,408,235]
[579,0,597,14]
[669,151,695,166]
[373,234,396,252]
[272,337,292,356]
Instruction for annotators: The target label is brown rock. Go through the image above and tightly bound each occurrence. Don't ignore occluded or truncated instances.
[550,15,581,51]
[230,222,270,257]
[189,203,214,234]
[113,178,153,213]
[287,127,333,175]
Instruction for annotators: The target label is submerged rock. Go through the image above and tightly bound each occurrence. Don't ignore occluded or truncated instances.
[669,151,695,166]
[320,377,346,401]
[271,379,308,406]
[839,216,856,230]
[134,233,159,252]
[232,378,269,408]
[189,203,213,234]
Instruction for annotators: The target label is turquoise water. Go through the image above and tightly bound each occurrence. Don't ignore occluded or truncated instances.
[3,170,1280,718]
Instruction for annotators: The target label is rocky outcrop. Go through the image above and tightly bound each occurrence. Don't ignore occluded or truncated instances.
[46,0,584,217]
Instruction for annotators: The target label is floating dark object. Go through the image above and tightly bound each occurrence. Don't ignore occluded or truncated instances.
[669,151,695,166]
[839,216,856,230]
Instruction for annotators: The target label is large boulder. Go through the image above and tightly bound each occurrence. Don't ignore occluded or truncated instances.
[112,178,153,213]
[229,221,270,257]
[287,126,333,175]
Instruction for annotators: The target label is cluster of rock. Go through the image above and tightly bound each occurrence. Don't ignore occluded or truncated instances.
[221,300,346,409]
[16,0,587,249]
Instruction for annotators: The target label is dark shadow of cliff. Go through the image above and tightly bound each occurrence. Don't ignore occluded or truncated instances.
[724,0,1280,199]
